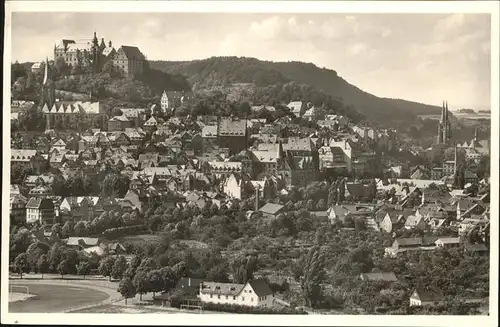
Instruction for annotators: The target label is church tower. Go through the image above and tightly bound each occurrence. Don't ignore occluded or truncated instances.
[437,101,452,144]
[41,57,55,108]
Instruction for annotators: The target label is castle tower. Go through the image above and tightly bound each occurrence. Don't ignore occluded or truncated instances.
[91,31,99,72]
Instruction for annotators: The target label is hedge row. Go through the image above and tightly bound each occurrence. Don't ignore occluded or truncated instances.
[198,302,307,314]
[102,224,147,239]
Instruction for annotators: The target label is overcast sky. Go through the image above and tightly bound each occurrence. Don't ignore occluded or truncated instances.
[11,12,491,110]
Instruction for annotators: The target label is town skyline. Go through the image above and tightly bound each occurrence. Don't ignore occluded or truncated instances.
[11,12,491,111]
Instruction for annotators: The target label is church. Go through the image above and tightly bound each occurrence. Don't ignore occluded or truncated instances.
[436,101,451,145]
[40,58,107,131]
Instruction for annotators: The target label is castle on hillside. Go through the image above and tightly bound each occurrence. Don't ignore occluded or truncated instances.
[436,101,452,145]
[54,31,146,77]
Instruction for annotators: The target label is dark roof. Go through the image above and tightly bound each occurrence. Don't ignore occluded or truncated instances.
[422,235,439,246]
[464,243,488,252]
[413,286,444,302]
[249,279,273,296]
[346,183,369,198]
[119,46,145,60]
[395,238,422,247]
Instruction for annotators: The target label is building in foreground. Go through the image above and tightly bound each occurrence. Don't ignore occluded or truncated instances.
[199,279,274,307]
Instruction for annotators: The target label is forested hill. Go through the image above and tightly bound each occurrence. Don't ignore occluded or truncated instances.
[150,56,442,125]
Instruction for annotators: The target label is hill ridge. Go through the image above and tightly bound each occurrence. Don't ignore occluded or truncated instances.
[149,56,442,126]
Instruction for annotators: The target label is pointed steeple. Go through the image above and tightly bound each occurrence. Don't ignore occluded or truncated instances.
[445,101,449,122]
[43,57,49,85]
[454,145,458,176]
[440,100,446,123]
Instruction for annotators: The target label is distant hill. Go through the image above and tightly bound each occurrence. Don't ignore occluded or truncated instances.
[150,56,444,125]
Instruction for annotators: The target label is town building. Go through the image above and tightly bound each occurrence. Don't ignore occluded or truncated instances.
[10,194,28,225]
[112,45,146,77]
[409,286,446,307]
[217,118,248,155]
[26,198,55,225]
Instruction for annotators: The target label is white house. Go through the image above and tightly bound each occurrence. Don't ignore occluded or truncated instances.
[287,101,303,117]
[409,286,445,307]
[160,91,169,112]
[199,279,274,307]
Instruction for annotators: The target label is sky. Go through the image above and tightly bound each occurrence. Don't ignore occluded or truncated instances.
[11,12,491,110]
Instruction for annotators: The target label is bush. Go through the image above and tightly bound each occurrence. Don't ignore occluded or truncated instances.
[176,302,307,314]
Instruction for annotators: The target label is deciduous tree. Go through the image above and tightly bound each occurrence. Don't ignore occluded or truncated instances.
[118,278,136,304]
[14,253,29,279]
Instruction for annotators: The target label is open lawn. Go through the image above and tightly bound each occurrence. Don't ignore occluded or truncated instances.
[9,284,110,313]
[72,304,171,314]
[117,234,162,245]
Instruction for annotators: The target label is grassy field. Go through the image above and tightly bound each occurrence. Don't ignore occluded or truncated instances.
[117,234,162,245]
[9,284,109,313]
[72,304,171,314]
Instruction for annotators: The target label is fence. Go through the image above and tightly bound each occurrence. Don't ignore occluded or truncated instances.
[10,285,29,294]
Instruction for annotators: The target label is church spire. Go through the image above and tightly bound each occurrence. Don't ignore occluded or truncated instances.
[43,57,49,85]
[440,100,446,123]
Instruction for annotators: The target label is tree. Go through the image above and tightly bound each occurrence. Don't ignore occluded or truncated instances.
[77,261,91,279]
[74,221,87,237]
[207,265,230,283]
[14,253,29,279]
[230,254,258,284]
[300,246,326,308]
[57,259,71,278]
[367,179,377,201]
[133,270,150,301]
[49,242,63,271]
[147,269,165,296]
[117,278,136,304]
[51,223,63,240]
[98,256,115,281]
[160,266,178,292]
[316,198,327,211]
[112,256,128,280]
[62,220,74,238]
[305,199,315,211]
[172,261,187,280]
[37,254,50,279]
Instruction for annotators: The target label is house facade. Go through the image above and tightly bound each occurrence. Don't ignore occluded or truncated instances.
[199,279,274,307]
[26,198,55,225]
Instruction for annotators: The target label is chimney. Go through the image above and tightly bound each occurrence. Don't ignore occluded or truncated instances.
[109,40,112,47]
[255,186,260,211]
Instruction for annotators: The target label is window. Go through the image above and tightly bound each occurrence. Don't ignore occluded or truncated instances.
[251,297,253,302]
[210,294,213,298]
[226,295,228,300]
[217,295,220,299]
[233,296,236,300]
[242,297,245,301]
